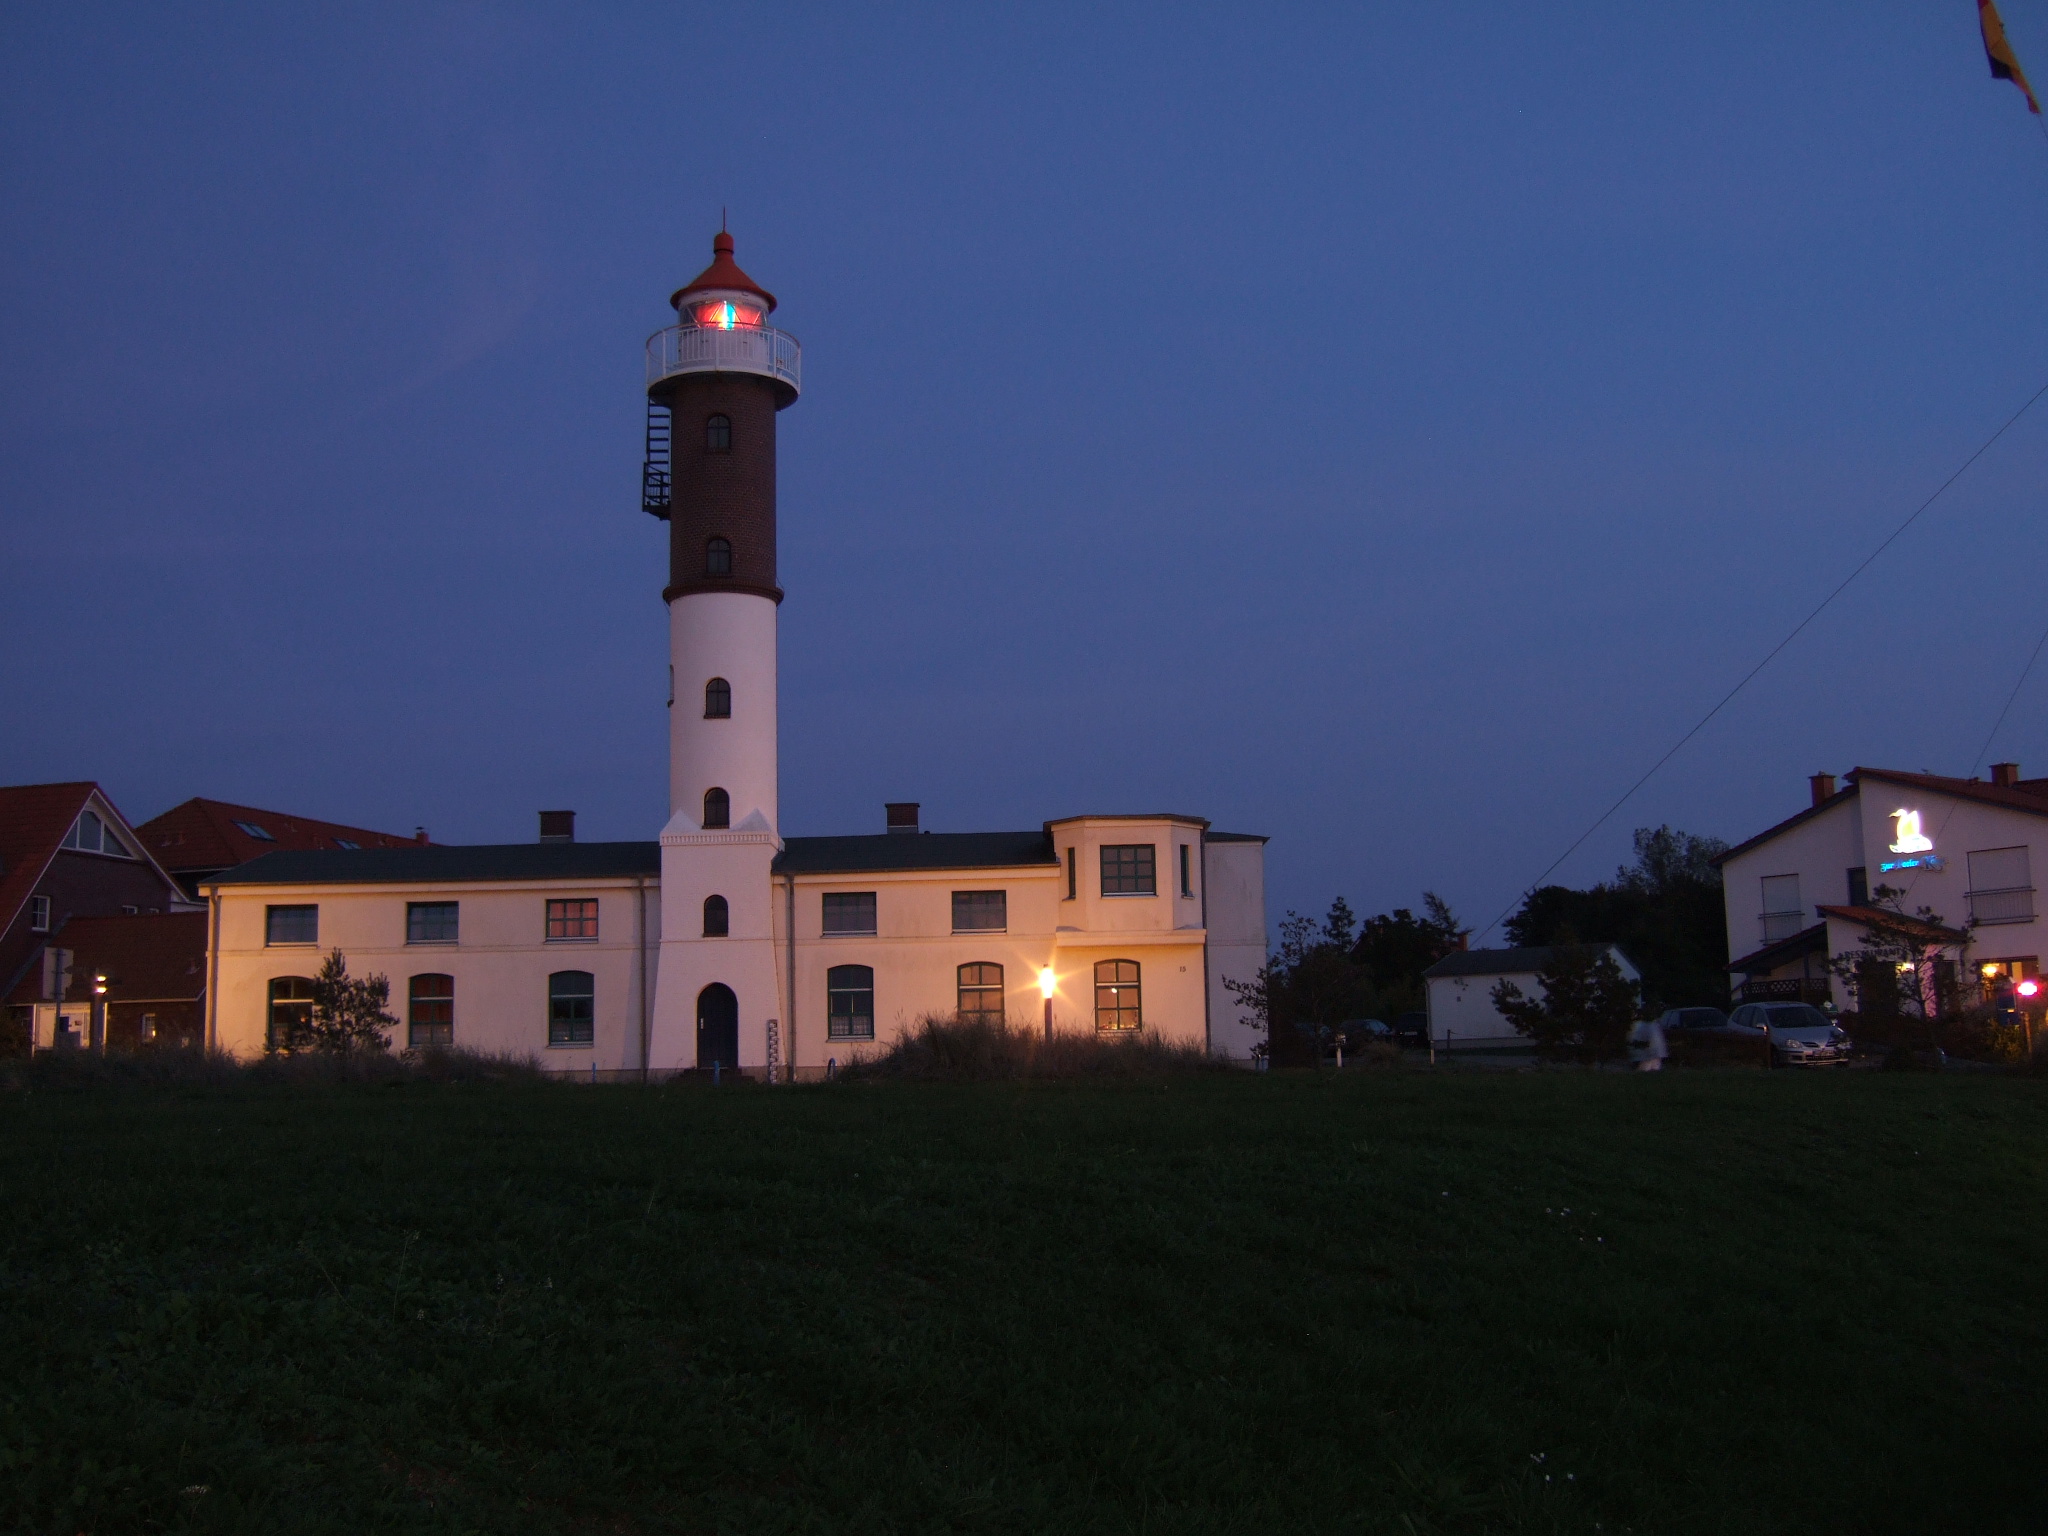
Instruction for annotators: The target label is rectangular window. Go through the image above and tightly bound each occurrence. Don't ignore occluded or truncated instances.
[1094,958,1142,1031]
[29,895,50,932]
[827,964,875,1039]
[546,898,599,940]
[1758,874,1802,943]
[822,892,877,935]
[1179,844,1193,898]
[406,901,459,944]
[266,905,318,945]
[951,890,1006,932]
[1967,846,2035,925]
[1847,866,1868,907]
[548,970,595,1045]
[1065,848,1076,900]
[1101,844,1156,896]
[957,963,1005,1023]
[409,973,454,1048]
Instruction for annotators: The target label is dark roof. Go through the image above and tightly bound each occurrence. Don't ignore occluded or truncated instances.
[670,230,777,312]
[137,796,422,874]
[774,831,1057,876]
[4,912,207,1006]
[1816,903,1969,943]
[1044,813,1210,829]
[1713,766,2048,867]
[0,782,96,938]
[1203,831,1268,844]
[1726,921,1827,975]
[1423,943,1635,980]
[205,842,660,888]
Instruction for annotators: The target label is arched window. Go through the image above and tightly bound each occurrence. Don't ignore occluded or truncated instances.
[706,413,731,452]
[706,537,733,576]
[828,964,874,1040]
[267,976,314,1051]
[409,973,454,1048]
[704,677,731,718]
[702,787,730,829]
[703,894,729,937]
[957,963,1004,1024]
[1094,959,1141,1032]
[548,970,594,1046]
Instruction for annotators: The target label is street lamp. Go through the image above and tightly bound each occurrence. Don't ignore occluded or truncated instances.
[92,972,108,1055]
[1038,966,1056,1043]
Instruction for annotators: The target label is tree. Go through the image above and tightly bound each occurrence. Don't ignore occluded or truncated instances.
[1350,893,1467,1009]
[1491,943,1641,1061]
[1227,899,1377,1066]
[1505,826,1729,1011]
[271,950,398,1053]
[1827,885,1973,1038]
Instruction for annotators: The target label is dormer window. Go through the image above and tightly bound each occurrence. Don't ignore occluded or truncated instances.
[706,414,731,452]
[62,809,133,858]
[706,537,733,576]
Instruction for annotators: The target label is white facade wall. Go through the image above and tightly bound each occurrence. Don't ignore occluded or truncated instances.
[669,591,778,835]
[1425,949,1642,1049]
[1719,797,1860,962]
[1203,837,1268,1060]
[209,877,659,1067]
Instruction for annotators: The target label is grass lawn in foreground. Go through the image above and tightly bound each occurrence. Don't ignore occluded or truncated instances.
[2,1068,2045,1534]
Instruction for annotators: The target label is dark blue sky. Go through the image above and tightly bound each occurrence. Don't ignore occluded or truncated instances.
[6,3,2048,937]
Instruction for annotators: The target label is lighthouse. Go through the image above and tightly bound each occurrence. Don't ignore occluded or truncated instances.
[643,231,801,1073]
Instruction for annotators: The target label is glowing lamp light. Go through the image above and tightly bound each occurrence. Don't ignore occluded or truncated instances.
[92,973,107,995]
[1038,966,1057,1000]
[1889,808,1934,856]
[692,300,763,331]
[2019,979,2042,1000]
[1984,963,2002,976]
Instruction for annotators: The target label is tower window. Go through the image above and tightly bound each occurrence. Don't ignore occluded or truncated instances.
[704,677,732,718]
[703,787,730,829]
[703,894,729,937]
[706,414,731,452]
[706,537,733,576]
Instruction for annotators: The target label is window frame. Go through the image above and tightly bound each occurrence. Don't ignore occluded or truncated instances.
[1100,844,1157,897]
[267,975,315,1050]
[957,962,1005,1024]
[265,904,319,946]
[405,900,460,945]
[29,894,50,933]
[408,972,454,1048]
[827,963,875,1040]
[548,970,596,1047]
[822,891,877,936]
[545,898,599,941]
[1179,844,1193,898]
[1065,847,1076,901]
[703,894,729,937]
[1094,958,1142,1032]
[704,677,732,718]
[951,890,1007,933]
[705,536,733,576]
[702,787,731,829]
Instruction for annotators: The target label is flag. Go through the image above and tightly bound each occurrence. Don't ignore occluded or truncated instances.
[1980,0,2042,113]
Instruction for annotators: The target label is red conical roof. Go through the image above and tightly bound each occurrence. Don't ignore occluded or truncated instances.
[670,231,777,313]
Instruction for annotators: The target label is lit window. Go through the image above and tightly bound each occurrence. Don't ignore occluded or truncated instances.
[705,677,731,718]
[703,894,729,937]
[692,300,763,330]
[267,976,314,1050]
[549,971,595,1045]
[706,414,732,452]
[547,899,598,940]
[1101,845,1156,896]
[823,892,876,935]
[29,895,50,932]
[409,974,454,1048]
[702,787,730,829]
[957,962,1004,1023]
[1094,959,1141,1031]
[828,964,874,1039]
[265,905,318,945]
[232,820,275,841]
[706,537,733,576]
[951,890,1006,932]
[407,902,459,944]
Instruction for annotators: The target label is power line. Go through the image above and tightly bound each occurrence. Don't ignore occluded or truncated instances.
[1476,373,2048,942]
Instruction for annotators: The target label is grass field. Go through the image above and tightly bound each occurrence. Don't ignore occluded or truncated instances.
[3,1067,2045,1534]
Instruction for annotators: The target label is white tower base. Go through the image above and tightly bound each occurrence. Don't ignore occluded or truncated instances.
[647,814,783,1074]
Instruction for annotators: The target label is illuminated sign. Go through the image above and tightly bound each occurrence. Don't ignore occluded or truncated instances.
[1888,809,1933,855]
[692,300,764,331]
[1878,855,1944,873]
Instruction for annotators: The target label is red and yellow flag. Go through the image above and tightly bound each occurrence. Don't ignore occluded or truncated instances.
[1980,0,2042,113]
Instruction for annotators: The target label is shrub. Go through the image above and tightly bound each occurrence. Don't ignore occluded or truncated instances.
[0,1044,549,1092]
[835,1014,1231,1083]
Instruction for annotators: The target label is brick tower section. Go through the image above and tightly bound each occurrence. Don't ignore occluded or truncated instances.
[659,371,781,604]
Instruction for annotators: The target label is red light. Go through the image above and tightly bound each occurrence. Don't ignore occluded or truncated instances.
[692,301,763,331]
[2019,979,2041,998]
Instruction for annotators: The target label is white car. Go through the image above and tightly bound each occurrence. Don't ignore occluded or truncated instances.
[1727,1002,1852,1067]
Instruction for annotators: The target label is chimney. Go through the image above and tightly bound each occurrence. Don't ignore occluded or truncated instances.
[1809,773,1836,807]
[1991,762,2020,788]
[539,810,576,844]
[414,827,430,845]
[885,802,920,835]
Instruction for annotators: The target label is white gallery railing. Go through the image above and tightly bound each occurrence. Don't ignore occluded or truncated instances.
[646,323,801,395]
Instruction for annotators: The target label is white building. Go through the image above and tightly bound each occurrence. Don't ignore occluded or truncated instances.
[1715,764,2045,1010]
[1421,944,1641,1051]
[203,233,1268,1071]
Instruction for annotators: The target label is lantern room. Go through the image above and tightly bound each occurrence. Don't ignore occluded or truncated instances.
[645,230,800,405]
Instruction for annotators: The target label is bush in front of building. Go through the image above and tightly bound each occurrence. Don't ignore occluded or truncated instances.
[0,1043,551,1091]
[835,1014,1230,1083]
[1490,943,1642,1061]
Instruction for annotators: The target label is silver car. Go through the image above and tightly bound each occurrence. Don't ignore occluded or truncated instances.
[1728,1002,1852,1067]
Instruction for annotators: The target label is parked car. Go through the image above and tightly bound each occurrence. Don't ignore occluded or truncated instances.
[1728,1002,1852,1067]
[1335,1018,1393,1051]
[1654,1006,1730,1035]
[1392,1012,1429,1049]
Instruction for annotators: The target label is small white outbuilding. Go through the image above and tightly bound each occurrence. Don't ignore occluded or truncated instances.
[1420,945,1642,1052]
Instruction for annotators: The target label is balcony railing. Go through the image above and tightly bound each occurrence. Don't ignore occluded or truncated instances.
[1967,886,2036,925]
[646,323,801,396]
[1741,977,1833,1004]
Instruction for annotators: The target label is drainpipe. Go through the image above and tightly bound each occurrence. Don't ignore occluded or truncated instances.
[205,888,220,1054]
[783,873,797,1083]
[636,876,650,1083]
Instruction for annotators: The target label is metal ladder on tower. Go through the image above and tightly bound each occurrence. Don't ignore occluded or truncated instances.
[641,400,672,517]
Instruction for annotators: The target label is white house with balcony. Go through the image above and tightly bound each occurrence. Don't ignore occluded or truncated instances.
[1713,764,2045,1009]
